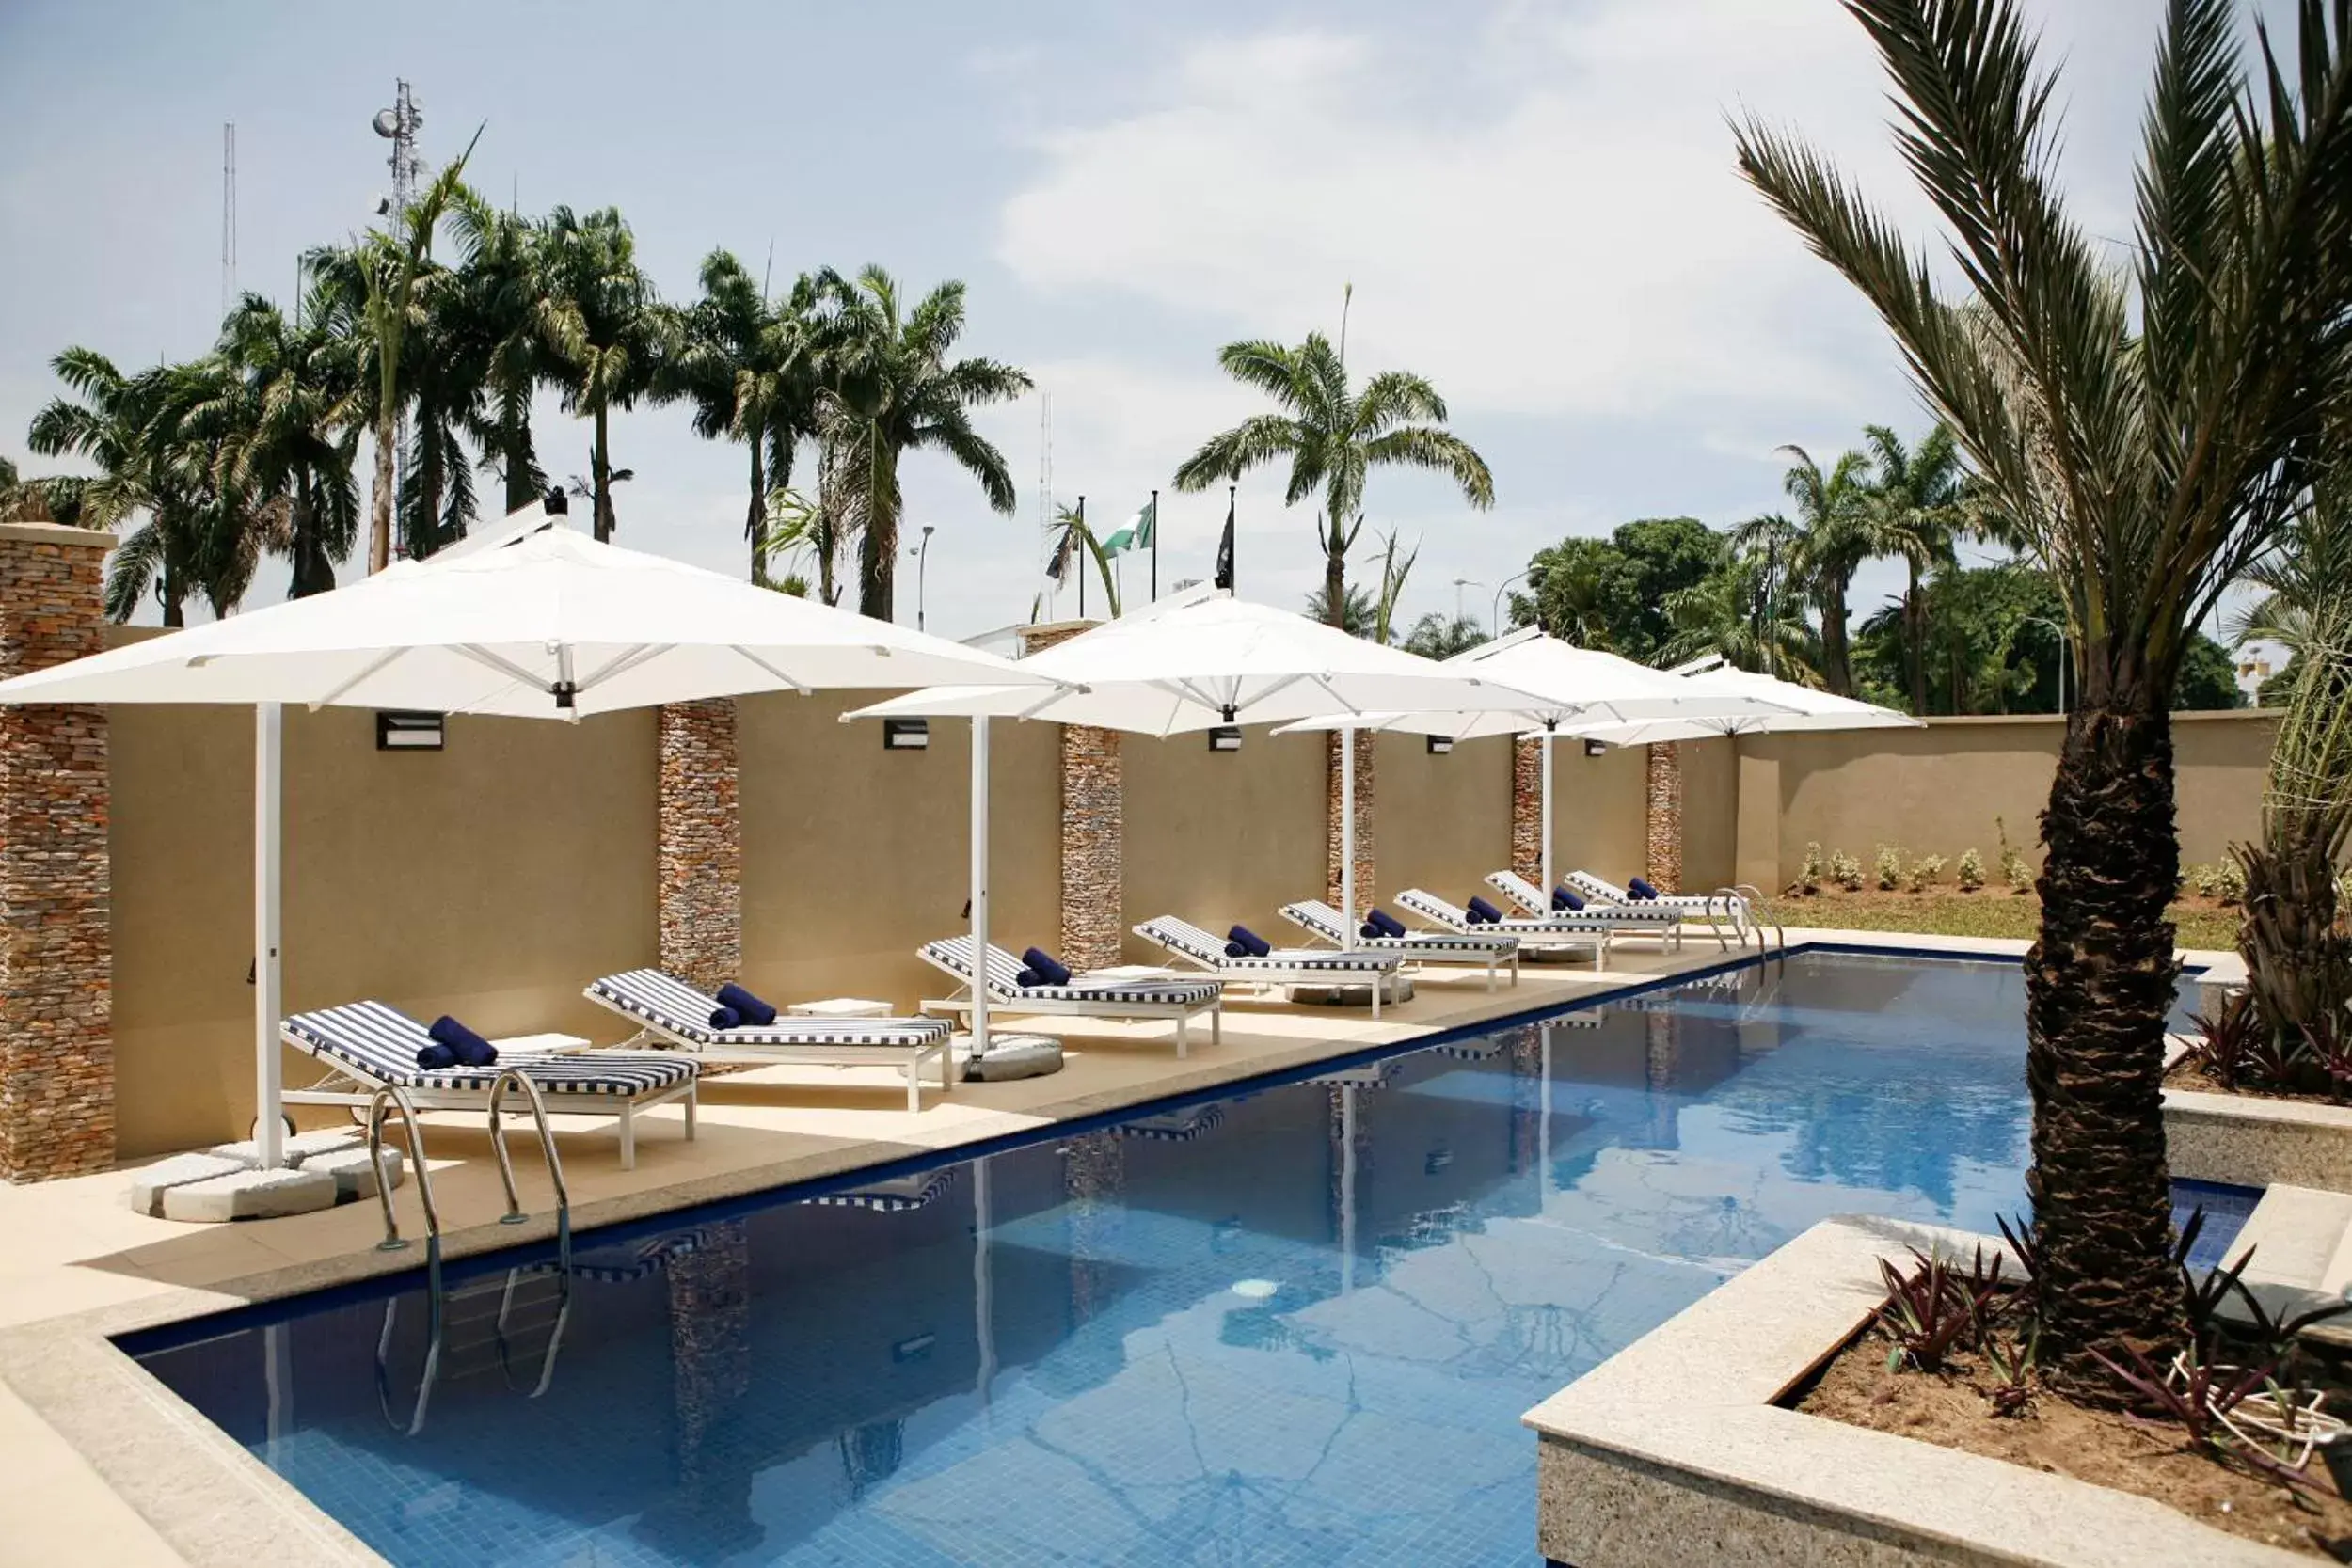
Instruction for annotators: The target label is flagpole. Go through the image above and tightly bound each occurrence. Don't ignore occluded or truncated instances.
[1076,495,1086,620]
[1150,488,1158,601]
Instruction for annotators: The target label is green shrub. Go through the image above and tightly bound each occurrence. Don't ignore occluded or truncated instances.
[1875,845,1904,892]
[2183,862,2248,905]
[1994,816,2033,891]
[1957,847,1985,892]
[1795,842,1825,896]
[1830,849,1864,892]
[1909,854,1949,892]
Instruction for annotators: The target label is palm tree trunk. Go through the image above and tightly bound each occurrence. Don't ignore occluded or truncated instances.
[501,406,539,515]
[2026,683,2187,1386]
[745,432,767,587]
[1322,531,1346,630]
[1820,575,1852,695]
[857,448,899,621]
[593,405,615,543]
[369,413,395,574]
[160,555,184,628]
[419,429,445,560]
[291,477,330,598]
[1907,560,1928,715]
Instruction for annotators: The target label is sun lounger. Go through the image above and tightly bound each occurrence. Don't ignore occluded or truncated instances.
[281,1000,698,1169]
[1483,871,1685,951]
[1278,899,1519,991]
[583,969,955,1113]
[1393,889,1613,969]
[1561,869,1748,930]
[917,936,1224,1055]
[1133,916,1405,1017]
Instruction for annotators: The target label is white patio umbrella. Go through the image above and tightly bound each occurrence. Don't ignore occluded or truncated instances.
[1275,628,1801,895]
[1557,657,1922,746]
[0,508,1062,1164]
[844,586,1561,937]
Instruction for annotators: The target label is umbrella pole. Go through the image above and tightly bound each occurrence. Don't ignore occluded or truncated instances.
[254,703,285,1168]
[970,716,990,1061]
[1339,726,1356,933]
[1540,727,1555,895]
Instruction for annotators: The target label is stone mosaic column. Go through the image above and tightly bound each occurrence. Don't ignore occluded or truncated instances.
[1323,732,1375,911]
[1644,741,1683,895]
[0,522,114,1183]
[1510,736,1543,882]
[657,700,740,994]
[1020,623,1121,970]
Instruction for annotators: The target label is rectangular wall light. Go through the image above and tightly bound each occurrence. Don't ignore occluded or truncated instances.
[1426,735,1454,755]
[883,718,930,751]
[375,711,444,751]
[1206,725,1243,752]
[1583,738,1609,757]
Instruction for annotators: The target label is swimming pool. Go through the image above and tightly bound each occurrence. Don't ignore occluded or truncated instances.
[126,952,2232,1566]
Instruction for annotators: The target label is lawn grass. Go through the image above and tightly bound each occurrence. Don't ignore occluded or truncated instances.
[1772,889,2241,953]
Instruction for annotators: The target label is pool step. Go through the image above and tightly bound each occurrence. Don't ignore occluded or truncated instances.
[2218,1184,2352,1345]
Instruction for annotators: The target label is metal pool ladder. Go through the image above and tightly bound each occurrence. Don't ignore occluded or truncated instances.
[1726,884,1788,962]
[364,1073,577,1434]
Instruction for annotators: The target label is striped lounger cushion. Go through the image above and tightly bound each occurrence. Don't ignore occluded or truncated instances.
[923,939,1223,1006]
[284,1002,696,1096]
[588,970,951,1047]
[1143,918,1394,973]
[1284,902,1510,956]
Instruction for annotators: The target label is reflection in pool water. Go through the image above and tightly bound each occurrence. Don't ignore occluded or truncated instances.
[127,954,2212,1566]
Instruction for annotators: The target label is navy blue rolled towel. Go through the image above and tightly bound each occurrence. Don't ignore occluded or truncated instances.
[1627,877,1660,901]
[1015,969,1043,989]
[415,1040,459,1070]
[1227,925,1271,958]
[707,1006,742,1031]
[1466,896,1504,926]
[1552,885,1586,911]
[428,1015,497,1068]
[1022,946,1072,986]
[717,983,777,1026]
[1371,908,1406,938]
[1360,921,1383,940]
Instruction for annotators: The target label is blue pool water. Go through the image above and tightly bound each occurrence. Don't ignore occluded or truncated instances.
[128,953,2233,1567]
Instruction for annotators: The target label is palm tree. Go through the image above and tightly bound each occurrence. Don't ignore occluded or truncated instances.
[398,269,483,561]
[2230,459,2351,667]
[1772,444,1873,694]
[1046,502,1119,618]
[1518,538,1618,648]
[215,285,362,596]
[25,346,158,537]
[1171,332,1494,629]
[1302,581,1376,636]
[1862,422,1969,714]
[1738,0,2352,1381]
[1400,613,1486,658]
[448,190,562,515]
[812,265,1031,620]
[1661,549,1820,679]
[670,252,818,582]
[136,356,278,619]
[541,205,665,543]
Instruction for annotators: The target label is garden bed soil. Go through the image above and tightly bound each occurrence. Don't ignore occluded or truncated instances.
[2167,1058,2351,1108]
[1796,1331,2352,1560]
[1777,885,2241,950]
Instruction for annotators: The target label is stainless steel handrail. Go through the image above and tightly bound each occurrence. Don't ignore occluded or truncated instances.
[365,1085,441,1285]
[485,1068,572,1271]
[1732,884,1788,960]
[374,1294,443,1435]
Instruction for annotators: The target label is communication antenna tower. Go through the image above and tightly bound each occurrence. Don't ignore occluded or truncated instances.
[1037,390,1056,620]
[372,81,426,553]
[219,124,238,315]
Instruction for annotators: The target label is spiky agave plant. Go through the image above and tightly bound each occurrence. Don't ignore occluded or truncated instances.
[1737,0,2352,1386]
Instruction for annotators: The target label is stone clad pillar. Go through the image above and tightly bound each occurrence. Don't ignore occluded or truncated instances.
[1324,733,1375,913]
[1020,623,1121,971]
[1510,736,1543,882]
[0,522,115,1182]
[1645,741,1683,895]
[657,700,740,994]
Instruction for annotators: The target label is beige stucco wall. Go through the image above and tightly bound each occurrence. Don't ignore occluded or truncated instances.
[1372,732,1514,908]
[1546,739,1652,887]
[108,703,658,1159]
[1723,709,2278,891]
[739,694,1060,1010]
[1121,723,1327,956]
[1677,736,1739,893]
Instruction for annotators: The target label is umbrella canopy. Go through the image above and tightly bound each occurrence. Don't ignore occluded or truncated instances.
[1558,663,1921,745]
[0,518,1052,715]
[0,507,1059,1168]
[843,586,1553,736]
[1270,627,1800,741]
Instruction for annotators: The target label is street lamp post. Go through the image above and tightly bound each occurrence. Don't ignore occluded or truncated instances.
[912,525,937,632]
[1491,569,1531,640]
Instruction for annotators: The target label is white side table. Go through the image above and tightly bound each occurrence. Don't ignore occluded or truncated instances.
[786,997,895,1019]
[491,1031,591,1055]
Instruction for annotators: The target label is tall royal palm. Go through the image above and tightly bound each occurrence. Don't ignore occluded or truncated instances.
[542,205,665,543]
[1772,444,1873,695]
[215,285,362,596]
[448,190,562,514]
[1171,332,1494,628]
[671,251,818,583]
[814,265,1030,620]
[1862,422,1968,714]
[1739,0,2352,1380]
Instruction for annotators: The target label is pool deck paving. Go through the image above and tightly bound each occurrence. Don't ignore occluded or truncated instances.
[0,930,2237,1567]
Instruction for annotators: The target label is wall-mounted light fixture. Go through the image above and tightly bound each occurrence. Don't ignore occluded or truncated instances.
[883,718,930,751]
[1206,725,1243,753]
[375,711,444,751]
[1425,735,1454,756]
[1583,738,1609,757]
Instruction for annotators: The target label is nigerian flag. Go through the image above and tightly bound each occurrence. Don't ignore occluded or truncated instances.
[1101,497,1155,556]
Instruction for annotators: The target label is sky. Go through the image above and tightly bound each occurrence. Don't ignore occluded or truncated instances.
[0,0,2288,645]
